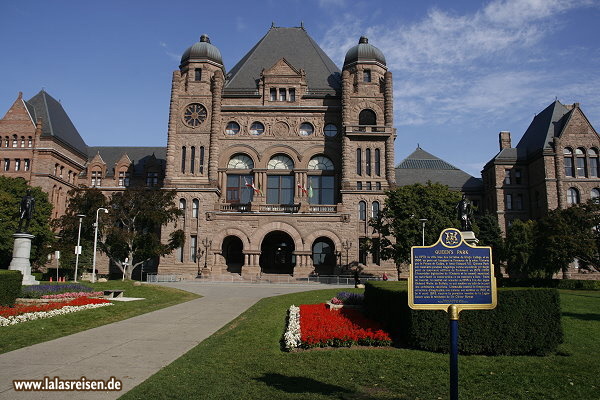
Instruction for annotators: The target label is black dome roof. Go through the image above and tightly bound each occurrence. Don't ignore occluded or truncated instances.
[180,34,223,66]
[343,36,386,68]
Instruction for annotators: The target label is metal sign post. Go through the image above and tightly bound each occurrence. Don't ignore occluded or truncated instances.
[409,228,497,400]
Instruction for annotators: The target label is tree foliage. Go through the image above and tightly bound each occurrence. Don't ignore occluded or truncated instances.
[101,188,184,279]
[475,212,505,275]
[0,177,54,269]
[504,200,600,278]
[370,183,462,267]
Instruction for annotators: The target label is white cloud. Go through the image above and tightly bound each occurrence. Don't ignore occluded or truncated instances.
[158,41,180,62]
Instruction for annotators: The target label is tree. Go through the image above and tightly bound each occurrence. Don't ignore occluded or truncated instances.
[369,182,462,270]
[505,219,537,278]
[53,188,108,274]
[101,188,184,279]
[475,212,505,276]
[0,176,54,269]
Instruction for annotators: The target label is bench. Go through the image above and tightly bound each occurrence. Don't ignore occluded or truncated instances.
[103,290,124,299]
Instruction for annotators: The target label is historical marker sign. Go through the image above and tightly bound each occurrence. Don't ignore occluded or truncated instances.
[409,228,497,312]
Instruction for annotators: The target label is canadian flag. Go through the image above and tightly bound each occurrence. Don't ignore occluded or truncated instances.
[297,183,308,196]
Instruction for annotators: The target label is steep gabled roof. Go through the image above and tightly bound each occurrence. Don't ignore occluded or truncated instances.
[86,146,166,177]
[395,146,483,192]
[515,100,571,154]
[224,27,341,95]
[25,90,88,156]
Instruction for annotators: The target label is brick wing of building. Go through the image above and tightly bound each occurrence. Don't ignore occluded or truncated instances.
[483,100,600,233]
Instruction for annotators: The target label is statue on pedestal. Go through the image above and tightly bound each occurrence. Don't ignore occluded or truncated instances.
[18,189,36,233]
[456,194,473,231]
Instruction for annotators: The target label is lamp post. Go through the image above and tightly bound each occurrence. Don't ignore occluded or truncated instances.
[419,218,427,246]
[202,238,212,270]
[342,240,352,271]
[74,214,85,282]
[92,207,108,284]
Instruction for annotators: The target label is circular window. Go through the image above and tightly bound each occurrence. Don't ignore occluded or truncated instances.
[183,103,207,127]
[299,123,314,136]
[250,122,264,136]
[225,122,240,135]
[324,124,338,137]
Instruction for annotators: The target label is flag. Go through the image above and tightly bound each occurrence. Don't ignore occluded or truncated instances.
[297,183,308,196]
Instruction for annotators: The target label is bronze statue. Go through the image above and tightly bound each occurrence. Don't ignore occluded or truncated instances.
[18,189,35,233]
[456,194,472,231]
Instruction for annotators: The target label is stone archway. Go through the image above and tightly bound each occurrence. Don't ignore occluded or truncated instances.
[259,231,296,274]
[222,235,244,273]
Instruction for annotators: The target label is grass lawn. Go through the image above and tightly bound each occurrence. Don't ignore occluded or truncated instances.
[0,280,199,354]
[123,288,600,400]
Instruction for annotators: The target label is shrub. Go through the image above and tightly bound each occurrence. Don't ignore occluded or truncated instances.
[498,278,600,290]
[365,281,563,355]
[0,270,23,306]
[20,283,93,299]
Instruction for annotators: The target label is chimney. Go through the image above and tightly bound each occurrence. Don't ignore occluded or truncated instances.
[499,131,511,150]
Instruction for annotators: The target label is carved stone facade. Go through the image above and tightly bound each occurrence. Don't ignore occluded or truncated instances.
[159,27,397,279]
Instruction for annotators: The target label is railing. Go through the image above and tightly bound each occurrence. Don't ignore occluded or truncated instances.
[146,273,182,283]
[219,203,251,212]
[257,204,300,213]
[308,205,337,213]
[345,125,392,134]
[196,274,384,285]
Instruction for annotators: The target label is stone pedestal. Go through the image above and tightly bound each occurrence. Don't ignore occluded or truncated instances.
[8,233,39,285]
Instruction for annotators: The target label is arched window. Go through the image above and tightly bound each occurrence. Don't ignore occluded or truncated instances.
[12,135,17,147]
[588,148,598,178]
[3,137,8,147]
[20,136,25,147]
[359,109,376,126]
[576,148,586,177]
[179,199,187,220]
[372,201,380,220]
[27,136,32,147]
[567,188,580,205]
[375,149,381,176]
[181,146,187,173]
[190,146,196,174]
[227,154,254,203]
[359,201,366,221]
[192,199,199,218]
[228,154,254,169]
[267,155,294,204]
[91,169,102,187]
[356,148,362,176]
[591,188,600,202]
[308,156,335,205]
[564,148,574,177]
[312,237,335,267]
[199,146,205,174]
[267,155,293,170]
[365,148,371,176]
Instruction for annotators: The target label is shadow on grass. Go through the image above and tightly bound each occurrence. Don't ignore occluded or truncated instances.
[255,373,351,396]
[562,312,600,321]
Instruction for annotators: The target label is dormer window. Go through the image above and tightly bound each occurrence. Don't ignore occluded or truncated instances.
[91,170,102,187]
[270,88,277,101]
[289,88,295,102]
[279,88,287,101]
[363,69,371,83]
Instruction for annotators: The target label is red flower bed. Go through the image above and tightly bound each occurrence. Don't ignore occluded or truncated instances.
[0,298,111,318]
[299,303,391,348]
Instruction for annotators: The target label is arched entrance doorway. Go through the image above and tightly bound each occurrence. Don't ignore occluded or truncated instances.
[312,237,336,275]
[260,231,295,274]
[222,236,244,273]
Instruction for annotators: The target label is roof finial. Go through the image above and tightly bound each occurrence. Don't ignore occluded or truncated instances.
[200,34,210,44]
[271,21,275,28]
[300,21,304,29]
[359,36,368,44]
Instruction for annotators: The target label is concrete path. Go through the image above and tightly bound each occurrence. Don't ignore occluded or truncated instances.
[0,282,344,399]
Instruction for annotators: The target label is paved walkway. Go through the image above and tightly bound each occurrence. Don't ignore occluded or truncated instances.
[0,282,344,399]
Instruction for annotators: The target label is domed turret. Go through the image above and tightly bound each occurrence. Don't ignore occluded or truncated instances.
[180,34,223,67]
[343,36,386,69]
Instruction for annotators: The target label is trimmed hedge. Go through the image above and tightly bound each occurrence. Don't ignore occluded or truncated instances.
[365,281,563,355]
[0,270,23,306]
[498,278,600,290]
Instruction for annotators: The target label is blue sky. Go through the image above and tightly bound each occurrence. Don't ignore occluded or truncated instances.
[1,0,599,177]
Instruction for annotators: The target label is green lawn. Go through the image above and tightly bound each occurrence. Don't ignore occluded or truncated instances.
[122,288,600,400]
[0,281,199,354]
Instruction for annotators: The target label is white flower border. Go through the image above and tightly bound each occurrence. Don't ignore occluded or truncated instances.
[0,302,113,327]
[284,305,301,350]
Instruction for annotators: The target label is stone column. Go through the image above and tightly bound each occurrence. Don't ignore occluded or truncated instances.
[8,233,39,285]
